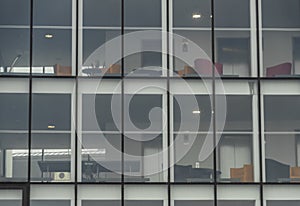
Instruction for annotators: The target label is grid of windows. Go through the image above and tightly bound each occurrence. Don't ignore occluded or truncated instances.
[0,0,300,206]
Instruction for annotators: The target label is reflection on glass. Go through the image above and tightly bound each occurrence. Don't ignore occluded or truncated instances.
[82,200,121,206]
[263,31,300,77]
[262,0,300,28]
[174,95,211,132]
[124,33,162,77]
[82,94,121,131]
[218,135,253,182]
[264,95,300,131]
[218,201,255,206]
[83,0,121,27]
[82,30,121,77]
[174,134,214,182]
[265,134,300,183]
[32,29,72,76]
[0,29,30,75]
[173,31,212,77]
[31,200,70,206]
[125,94,162,132]
[124,134,163,182]
[267,201,300,206]
[81,134,121,182]
[0,93,29,181]
[125,200,163,206]
[33,0,72,26]
[175,200,213,206]
[31,134,71,182]
[215,0,250,28]
[173,0,211,28]
[31,93,72,182]
[0,0,30,25]
[221,95,252,132]
[216,35,251,77]
[124,0,161,27]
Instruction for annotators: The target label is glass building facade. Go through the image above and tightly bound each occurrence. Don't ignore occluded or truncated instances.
[0,0,300,205]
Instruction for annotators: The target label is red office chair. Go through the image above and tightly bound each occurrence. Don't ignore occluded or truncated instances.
[194,58,223,76]
[266,62,292,77]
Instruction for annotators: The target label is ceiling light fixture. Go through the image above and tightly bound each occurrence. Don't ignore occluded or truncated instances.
[48,125,55,129]
[192,110,201,114]
[45,34,53,39]
[192,13,201,19]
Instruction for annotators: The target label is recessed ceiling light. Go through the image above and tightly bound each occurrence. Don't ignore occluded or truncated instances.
[45,34,53,39]
[48,125,55,129]
[192,13,201,19]
[192,110,201,114]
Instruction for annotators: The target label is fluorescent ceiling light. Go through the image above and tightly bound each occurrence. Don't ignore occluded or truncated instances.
[192,13,201,19]
[192,110,201,114]
[45,34,53,39]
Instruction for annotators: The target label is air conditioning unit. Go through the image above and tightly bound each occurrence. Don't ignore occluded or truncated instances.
[53,172,71,181]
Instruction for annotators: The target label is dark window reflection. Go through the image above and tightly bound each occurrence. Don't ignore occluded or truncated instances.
[265,134,300,183]
[0,29,30,74]
[218,200,255,206]
[215,0,250,28]
[173,0,211,28]
[174,134,214,182]
[32,94,71,131]
[0,93,28,130]
[267,201,300,206]
[0,200,21,206]
[31,133,71,182]
[0,0,30,25]
[217,37,251,77]
[218,135,253,182]
[125,94,162,132]
[125,0,161,27]
[81,134,121,182]
[124,134,163,182]
[83,0,121,27]
[175,200,213,206]
[82,200,121,206]
[125,200,163,206]
[31,200,70,206]
[82,94,121,131]
[33,0,72,26]
[33,29,72,75]
[264,95,300,131]
[174,95,212,132]
[263,0,300,28]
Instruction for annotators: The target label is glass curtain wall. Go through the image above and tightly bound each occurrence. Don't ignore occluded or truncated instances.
[0,0,299,206]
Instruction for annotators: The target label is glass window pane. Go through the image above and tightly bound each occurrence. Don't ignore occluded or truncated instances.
[265,134,299,183]
[267,201,300,206]
[33,0,72,26]
[83,0,121,27]
[264,95,300,132]
[32,29,72,76]
[262,31,300,77]
[125,0,161,27]
[215,33,251,77]
[82,94,121,131]
[174,134,214,182]
[0,28,30,74]
[174,95,212,132]
[215,0,250,28]
[81,134,121,182]
[0,79,29,182]
[81,29,121,77]
[173,0,211,28]
[31,200,70,206]
[82,200,121,206]
[262,0,300,28]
